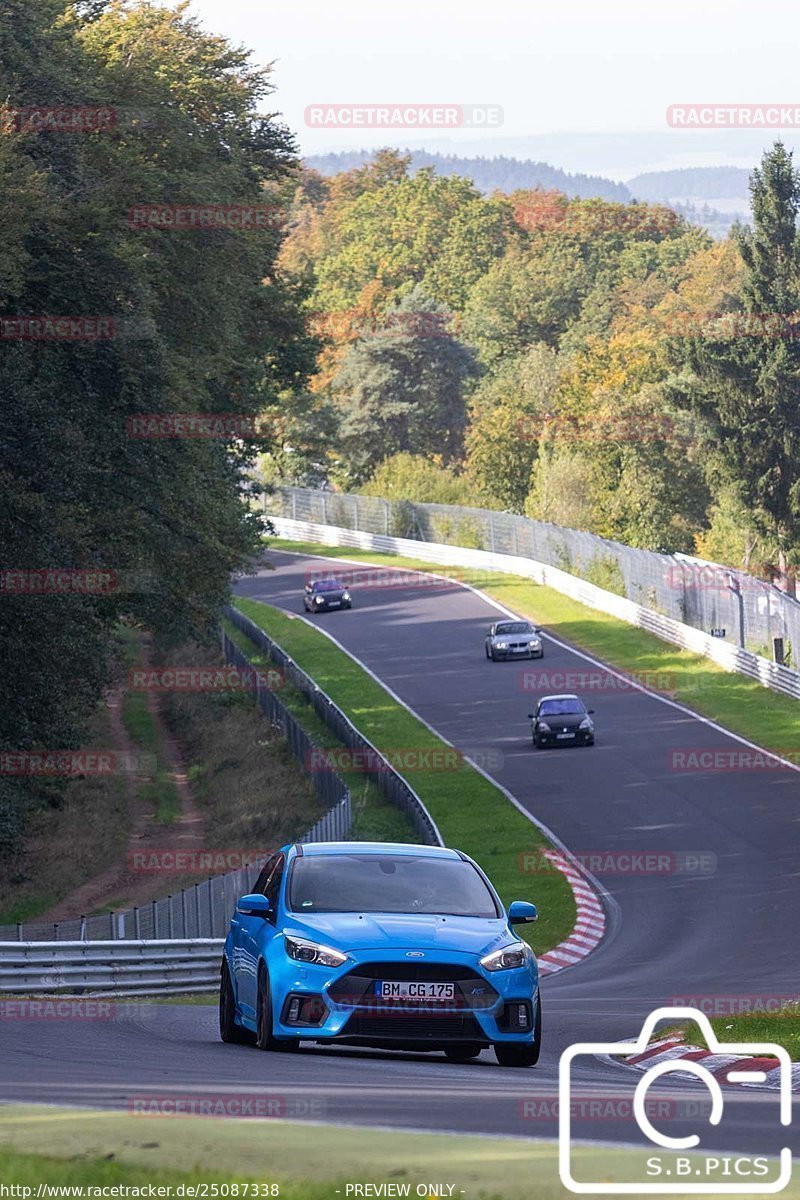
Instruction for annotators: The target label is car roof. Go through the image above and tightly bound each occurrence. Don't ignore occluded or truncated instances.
[538,693,581,701]
[288,841,461,859]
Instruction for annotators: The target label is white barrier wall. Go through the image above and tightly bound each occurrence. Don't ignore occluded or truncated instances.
[272,517,800,702]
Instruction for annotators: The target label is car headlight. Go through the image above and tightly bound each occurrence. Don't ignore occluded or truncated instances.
[480,942,527,971]
[342,591,351,601]
[529,639,540,647]
[314,595,325,604]
[537,721,551,731]
[579,717,593,730]
[496,642,508,649]
[284,934,347,967]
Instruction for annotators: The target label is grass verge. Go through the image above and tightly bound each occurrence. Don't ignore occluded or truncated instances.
[231,599,576,955]
[0,1108,795,1200]
[222,621,421,845]
[270,540,800,759]
[654,1005,800,1061]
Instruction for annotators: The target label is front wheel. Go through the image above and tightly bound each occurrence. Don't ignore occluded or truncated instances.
[219,961,250,1044]
[256,966,299,1053]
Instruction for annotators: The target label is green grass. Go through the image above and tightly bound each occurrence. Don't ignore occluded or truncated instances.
[121,688,181,826]
[230,600,576,956]
[120,689,160,755]
[662,1004,800,1061]
[271,540,800,760]
[222,619,421,845]
[0,1108,796,1200]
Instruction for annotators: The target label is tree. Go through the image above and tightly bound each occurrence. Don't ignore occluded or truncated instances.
[0,0,309,855]
[668,143,800,593]
[330,289,477,486]
[360,453,477,505]
[464,345,561,511]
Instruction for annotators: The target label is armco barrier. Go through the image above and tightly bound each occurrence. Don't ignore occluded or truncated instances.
[0,939,223,995]
[268,516,800,703]
[224,604,444,844]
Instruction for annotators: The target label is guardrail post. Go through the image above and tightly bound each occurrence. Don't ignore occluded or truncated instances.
[168,895,174,939]
[181,889,187,937]
[54,922,59,941]
[79,915,86,941]
[134,907,141,939]
[16,923,22,942]
[194,884,201,938]
[153,899,159,939]
[118,911,125,939]
[207,878,214,938]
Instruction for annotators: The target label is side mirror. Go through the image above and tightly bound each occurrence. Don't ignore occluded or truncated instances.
[587,708,595,715]
[509,900,538,925]
[527,713,534,719]
[236,893,271,917]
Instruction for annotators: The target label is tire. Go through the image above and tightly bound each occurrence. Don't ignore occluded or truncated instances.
[485,644,491,659]
[494,999,541,1068]
[490,648,499,662]
[444,1044,483,1062]
[256,966,299,1052]
[219,960,250,1044]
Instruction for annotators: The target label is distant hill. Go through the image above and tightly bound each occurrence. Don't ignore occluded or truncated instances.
[304,149,632,203]
[628,166,752,203]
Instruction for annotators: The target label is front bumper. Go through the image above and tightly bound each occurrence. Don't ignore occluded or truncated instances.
[492,645,543,659]
[535,728,593,746]
[267,946,539,1048]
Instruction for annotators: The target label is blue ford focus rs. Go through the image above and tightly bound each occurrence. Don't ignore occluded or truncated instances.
[220,841,542,1066]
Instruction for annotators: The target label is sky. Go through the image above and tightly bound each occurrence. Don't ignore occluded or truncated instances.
[182,0,800,178]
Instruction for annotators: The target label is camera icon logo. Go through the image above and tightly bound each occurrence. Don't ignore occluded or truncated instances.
[559,1006,792,1194]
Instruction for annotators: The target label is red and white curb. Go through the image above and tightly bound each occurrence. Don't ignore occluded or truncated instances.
[537,850,606,976]
[612,1032,800,1092]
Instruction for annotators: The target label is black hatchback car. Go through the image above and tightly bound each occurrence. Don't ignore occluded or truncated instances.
[303,578,352,612]
[528,694,595,749]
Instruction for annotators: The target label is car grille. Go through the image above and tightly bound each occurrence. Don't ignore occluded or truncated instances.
[344,1013,486,1041]
[328,963,498,1011]
[334,963,484,982]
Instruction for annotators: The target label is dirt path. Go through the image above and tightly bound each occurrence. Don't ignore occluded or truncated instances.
[40,639,206,922]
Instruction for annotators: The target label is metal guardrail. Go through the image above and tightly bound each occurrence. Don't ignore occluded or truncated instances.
[0,939,223,996]
[268,485,800,670]
[224,604,444,845]
[268,516,800,704]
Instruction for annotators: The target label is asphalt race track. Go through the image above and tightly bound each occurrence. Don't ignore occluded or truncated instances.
[1,548,797,1157]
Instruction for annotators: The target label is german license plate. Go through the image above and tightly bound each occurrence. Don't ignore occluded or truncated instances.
[556,732,575,739]
[376,981,455,1000]
[327,600,341,607]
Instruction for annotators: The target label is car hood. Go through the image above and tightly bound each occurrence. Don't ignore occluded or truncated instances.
[537,712,588,728]
[283,912,512,956]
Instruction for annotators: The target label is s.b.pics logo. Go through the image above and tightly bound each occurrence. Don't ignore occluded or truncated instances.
[559,1007,792,1194]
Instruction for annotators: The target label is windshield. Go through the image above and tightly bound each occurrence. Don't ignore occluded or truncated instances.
[495,622,534,635]
[288,854,500,917]
[539,698,586,716]
[313,580,344,592]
